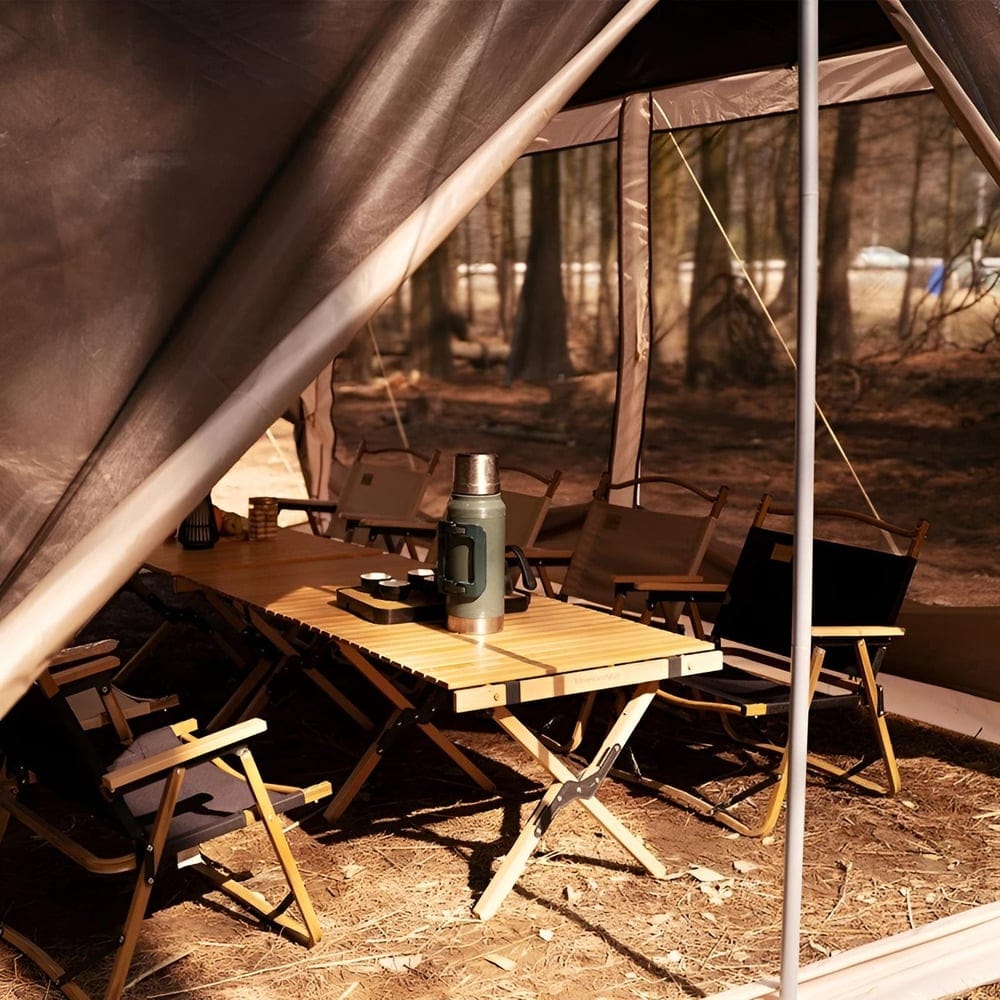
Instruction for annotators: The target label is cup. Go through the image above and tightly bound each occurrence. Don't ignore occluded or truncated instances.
[407,568,436,590]
[248,497,279,541]
[378,578,410,600]
[359,571,391,594]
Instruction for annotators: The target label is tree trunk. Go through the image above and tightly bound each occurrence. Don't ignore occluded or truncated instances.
[462,215,476,327]
[651,133,684,365]
[573,148,588,317]
[768,116,798,318]
[507,153,570,382]
[410,240,454,378]
[594,142,617,365]
[895,103,929,341]
[485,187,503,337]
[499,171,517,341]
[817,104,863,366]
[685,128,734,387]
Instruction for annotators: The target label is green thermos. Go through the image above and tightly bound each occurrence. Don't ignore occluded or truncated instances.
[437,453,506,635]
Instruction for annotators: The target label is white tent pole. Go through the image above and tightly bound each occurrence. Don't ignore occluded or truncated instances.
[0,0,659,717]
[780,0,818,997]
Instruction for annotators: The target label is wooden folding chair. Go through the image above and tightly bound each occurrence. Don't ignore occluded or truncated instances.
[543,473,729,751]
[560,472,730,624]
[274,439,441,547]
[611,494,930,836]
[0,642,331,999]
[354,463,564,570]
[45,640,181,742]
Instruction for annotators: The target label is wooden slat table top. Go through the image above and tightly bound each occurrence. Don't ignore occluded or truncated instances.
[145,531,382,577]
[145,540,719,707]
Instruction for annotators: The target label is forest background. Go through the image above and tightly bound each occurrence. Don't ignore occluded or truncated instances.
[341,91,999,390]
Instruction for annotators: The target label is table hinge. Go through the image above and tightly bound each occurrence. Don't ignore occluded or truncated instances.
[533,742,621,838]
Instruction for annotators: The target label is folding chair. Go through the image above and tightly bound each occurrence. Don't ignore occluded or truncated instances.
[560,472,730,624]
[274,439,441,548]
[611,494,930,836]
[0,641,331,999]
[354,463,564,570]
[544,473,729,750]
[45,640,181,742]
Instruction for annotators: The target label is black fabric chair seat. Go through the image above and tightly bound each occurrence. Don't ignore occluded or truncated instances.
[676,664,861,717]
[112,727,306,854]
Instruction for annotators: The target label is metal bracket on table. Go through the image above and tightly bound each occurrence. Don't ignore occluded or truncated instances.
[532,742,621,839]
[375,689,445,756]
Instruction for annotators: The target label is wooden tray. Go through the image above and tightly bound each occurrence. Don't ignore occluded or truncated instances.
[335,587,530,625]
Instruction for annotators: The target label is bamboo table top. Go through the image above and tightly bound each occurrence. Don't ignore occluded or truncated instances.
[146,531,382,576]
[144,535,721,712]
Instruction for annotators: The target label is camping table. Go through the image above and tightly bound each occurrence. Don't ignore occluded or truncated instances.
[143,532,388,728]
[144,537,722,919]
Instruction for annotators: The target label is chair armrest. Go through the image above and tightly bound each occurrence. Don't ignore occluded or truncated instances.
[613,577,725,598]
[520,546,574,562]
[356,515,438,535]
[47,640,119,666]
[46,655,121,690]
[271,497,340,514]
[811,625,905,640]
[103,718,268,793]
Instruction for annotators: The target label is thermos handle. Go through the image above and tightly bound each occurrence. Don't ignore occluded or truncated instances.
[437,520,487,598]
[505,544,537,591]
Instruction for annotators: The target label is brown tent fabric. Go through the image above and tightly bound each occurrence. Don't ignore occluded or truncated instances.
[0,0,626,615]
[0,0,998,715]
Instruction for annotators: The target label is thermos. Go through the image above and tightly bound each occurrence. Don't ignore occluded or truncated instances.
[437,453,506,635]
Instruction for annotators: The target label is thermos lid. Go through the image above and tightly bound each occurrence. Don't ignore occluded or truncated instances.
[452,453,499,495]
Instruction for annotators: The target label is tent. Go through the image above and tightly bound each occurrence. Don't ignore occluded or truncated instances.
[1,1,998,995]
[2,0,998,715]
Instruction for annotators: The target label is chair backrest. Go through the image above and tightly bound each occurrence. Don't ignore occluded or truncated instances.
[714,494,929,665]
[561,473,729,617]
[500,465,562,548]
[335,440,441,521]
[0,654,142,837]
[424,464,562,565]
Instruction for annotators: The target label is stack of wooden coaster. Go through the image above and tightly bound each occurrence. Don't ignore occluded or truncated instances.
[247,496,279,541]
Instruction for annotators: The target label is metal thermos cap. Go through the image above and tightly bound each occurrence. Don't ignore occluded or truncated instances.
[452,453,499,496]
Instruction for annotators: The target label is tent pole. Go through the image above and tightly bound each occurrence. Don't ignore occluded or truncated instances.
[607,92,653,504]
[780,1,818,998]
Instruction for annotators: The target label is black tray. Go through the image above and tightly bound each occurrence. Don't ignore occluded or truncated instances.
[335,587,530,625]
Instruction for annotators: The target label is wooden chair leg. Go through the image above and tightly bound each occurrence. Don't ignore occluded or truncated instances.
[0,926,90,1000]
[206,747,322,947]
[105,767,185,1000]
[625,648,827,838]
[803,640,901,796]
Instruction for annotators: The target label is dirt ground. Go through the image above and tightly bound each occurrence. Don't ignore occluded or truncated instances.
[2,349,999,999]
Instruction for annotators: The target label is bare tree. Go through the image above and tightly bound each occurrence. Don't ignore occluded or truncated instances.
[507,153,570,382]
[499,171,517,340]
[687,129,731,385]
[817,103,863,365]
[768,116,798,318]
[410,239,455,378]
[594,142,617,365]
[651,133,685,364]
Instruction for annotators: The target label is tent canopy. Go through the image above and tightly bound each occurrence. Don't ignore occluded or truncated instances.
[0,0,998,716]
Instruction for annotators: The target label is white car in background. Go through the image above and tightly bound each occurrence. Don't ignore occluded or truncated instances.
[852,245,910,269]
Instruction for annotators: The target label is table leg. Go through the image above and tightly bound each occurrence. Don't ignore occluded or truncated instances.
[322,643,496,823]
[473,681,664,921]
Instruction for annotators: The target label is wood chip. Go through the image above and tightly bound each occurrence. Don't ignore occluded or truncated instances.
[483,953,518,972]
[689,865,727,882]
[378,954,422,974]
